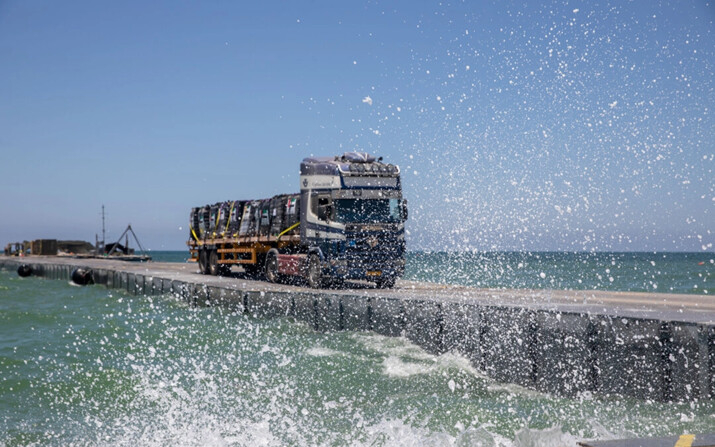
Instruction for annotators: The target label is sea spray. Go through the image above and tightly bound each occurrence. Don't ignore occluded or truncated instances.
[1,269,713,446]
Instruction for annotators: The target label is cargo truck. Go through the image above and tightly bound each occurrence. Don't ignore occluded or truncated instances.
[188,152,407,288]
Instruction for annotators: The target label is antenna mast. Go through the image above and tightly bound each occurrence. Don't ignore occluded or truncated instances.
[102,205,106,245]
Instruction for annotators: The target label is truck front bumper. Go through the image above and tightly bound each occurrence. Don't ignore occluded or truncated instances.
[329,260,404,281]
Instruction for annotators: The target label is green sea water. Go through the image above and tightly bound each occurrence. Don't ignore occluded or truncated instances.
[1,253,714,446]
[149,250,714,294]
[404,251,713,294]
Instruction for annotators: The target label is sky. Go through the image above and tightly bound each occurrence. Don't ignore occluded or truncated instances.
[0,0,712,252]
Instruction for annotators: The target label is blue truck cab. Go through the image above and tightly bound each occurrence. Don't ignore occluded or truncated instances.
[299,152,407,288]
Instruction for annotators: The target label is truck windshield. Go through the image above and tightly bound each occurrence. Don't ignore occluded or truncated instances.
[334,198,402,223]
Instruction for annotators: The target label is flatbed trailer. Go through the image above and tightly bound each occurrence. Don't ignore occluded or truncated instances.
[188,233,301,276]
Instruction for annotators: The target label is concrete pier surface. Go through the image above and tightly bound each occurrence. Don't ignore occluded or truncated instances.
[579,433,715,447]
[2,255,713,402]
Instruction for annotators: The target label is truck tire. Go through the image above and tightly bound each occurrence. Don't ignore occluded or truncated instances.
[208,250,219,276]
[198,249,208,274]
[307,254,324,288]
[265,251,281,283]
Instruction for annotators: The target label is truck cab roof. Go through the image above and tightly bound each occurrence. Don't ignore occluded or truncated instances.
[301,152,398,176]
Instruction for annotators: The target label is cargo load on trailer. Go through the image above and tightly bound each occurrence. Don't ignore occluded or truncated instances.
[188,152,407,288]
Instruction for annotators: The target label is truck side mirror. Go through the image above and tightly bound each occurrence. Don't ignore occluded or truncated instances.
[401,199,408,221]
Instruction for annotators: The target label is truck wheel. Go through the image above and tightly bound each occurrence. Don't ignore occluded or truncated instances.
[307,254,324,288]
[198,249,208,274]
[208,250,219,276]
[265,252,281,283]
[375,276,396,289]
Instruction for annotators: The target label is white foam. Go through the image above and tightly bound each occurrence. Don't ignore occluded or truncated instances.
[383,355,434,377]
[355,333,490,381]
[306,346,344,358]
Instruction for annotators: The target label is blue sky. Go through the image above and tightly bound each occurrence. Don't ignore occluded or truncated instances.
[0,1,712,251]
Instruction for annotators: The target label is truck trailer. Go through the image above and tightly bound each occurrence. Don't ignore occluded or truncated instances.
[188,152,407,288]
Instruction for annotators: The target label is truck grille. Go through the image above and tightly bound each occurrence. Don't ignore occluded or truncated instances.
[345,230,404,262]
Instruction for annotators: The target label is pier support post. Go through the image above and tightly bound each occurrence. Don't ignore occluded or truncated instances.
[151,277,163,295]
[219,288,245,313]
[480,307,534,388]
[171,280,188,302]
[94,269,108,286]
[370,297,405,337]
[403,299,444,355]
[292,292,317,329]
[597,318,662,400]
[442,302,482,366]
[246,291,292,318]
[667,322,706,401]
[315,295,342,332]
[194,283,208,306]
[162,278,173,295]
[534,312,592,396]
[340,295,371,331]
[126,273,136,295]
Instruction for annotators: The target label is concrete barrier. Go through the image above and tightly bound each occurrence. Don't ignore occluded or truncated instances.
[162,278,173,295]
[403,299,444,355]
[94,269,108,286]
[194,283,209,306]
[371,297,405,337]
[171,280,188,302]
[31,263,43,277]
[214,288,245,312]
[596,318,663,400]
[340,295,371,331]
[126,273,137,295]
[139,274,148,295]
[442,301,482,366]
[315,295,341,332]
[670,323,712,401]
[151,277,163,295]
[480,306,535,388]
[533,311,593,396]
[246,290,290,318]
[292,292,317,329]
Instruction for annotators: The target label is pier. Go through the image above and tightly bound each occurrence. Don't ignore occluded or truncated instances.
[1,255,713,402]
[579,433,715,447]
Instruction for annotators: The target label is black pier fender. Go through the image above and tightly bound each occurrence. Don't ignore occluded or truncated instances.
[17,264,32,277]
[71,268,94,286]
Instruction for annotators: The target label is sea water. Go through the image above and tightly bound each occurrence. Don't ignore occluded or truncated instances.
[1,253,713,446]
[404,252,712,294]
[150,250,713,294]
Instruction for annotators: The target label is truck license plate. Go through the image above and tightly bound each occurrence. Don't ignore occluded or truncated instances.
[367,271,382,276]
